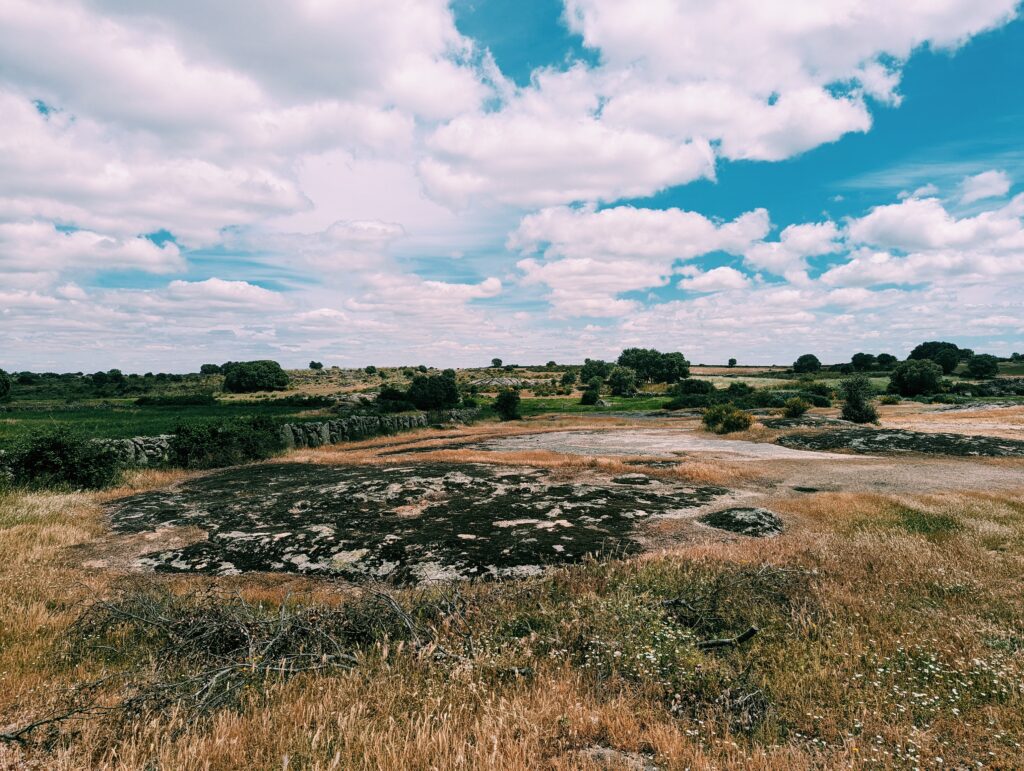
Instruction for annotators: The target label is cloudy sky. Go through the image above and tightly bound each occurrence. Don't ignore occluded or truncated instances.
[2,0,1023,371]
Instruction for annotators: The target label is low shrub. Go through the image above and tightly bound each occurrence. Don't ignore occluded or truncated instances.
[839,375,878,424]
[782,397,811,418]
[702,403,754,434]
[494,388,522,420]
[169,415,284,470]
[134,392,217,406]
[580,376,602,405]
[6,427,121,489]
[879,394,902,405]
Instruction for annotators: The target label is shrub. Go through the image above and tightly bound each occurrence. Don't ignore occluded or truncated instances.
[376,386,417,413]
[134,392,217,406]
[309,360,323,370]
[802,381,834,398]
[965,354,999,379]
[0,368,10,401]
[889,359,943,396]
[933,348,960,375]
[879,394,902,405]
[169,415,284,470]
[782,397,811,418]
[494,388,521,421]
[199,363,221,375]
[839,375,878,423]
[222,360,290,393]
[876,353,898,369]
[364,365,377,375]
[580,376,602,405]
[673,378,715,395]
[702,404,753,434]
[728,358,737,367]
[7,427,121,489]
[792,354,821,373]
[560,370,576,387]
[406,370,459,410]
[909,341,961,363]
[607,366,638,396]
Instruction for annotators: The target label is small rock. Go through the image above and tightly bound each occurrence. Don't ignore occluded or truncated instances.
[698,507,783,537]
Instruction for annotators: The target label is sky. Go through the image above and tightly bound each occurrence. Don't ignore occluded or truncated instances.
[2,0,1023,371]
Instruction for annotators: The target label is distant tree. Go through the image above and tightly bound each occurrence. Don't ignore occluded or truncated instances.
[889,360,943,397]
[0,368,11,401]
[932,348,960,375]
[839,375,878,423]
[851,352,876,371]
[580,358,612,383]
[1012,352,1022,361]
[560,370,576,387]
[965,354,999,379]
[617,348,690,383]
[727,358,737,367]
[607,366,638,396]
[908,341,961,365]
[875,353,898,369]
[309,361,324,371]
[580,376,603,406]
[418,365,428,373]
[491,358,503,368]
[494,388,521,421]
[793,354,821,374]
[364,365,377,375]
[222,360,290,393]
[199,363,222,375]
[545,360,557,368]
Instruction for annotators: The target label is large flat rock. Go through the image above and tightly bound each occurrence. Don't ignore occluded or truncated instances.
[107,462,727,583]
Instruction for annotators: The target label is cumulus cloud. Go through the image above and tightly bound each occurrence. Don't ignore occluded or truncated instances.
[960,169,1012,204]
[678,266,751,292]
[744,221,842,276]
[510,205,768,315]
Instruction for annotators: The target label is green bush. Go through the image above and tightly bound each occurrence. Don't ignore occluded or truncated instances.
[839,375,878,423]
[673,378,715,395]
[876,353,898,369]
[801,381,834,398]
[965,354,999,379]
[580,358,611,382]
[0,368,13,401]
[933,348,960,374]
[6,427,121,489]
[889,359,943,397]
[879,394,902,405]
[701,404,753,434]
[607,366,638,396]
[494,388,521,420]
[851,352,876,371]
[580,376,603,405]
[559,370,576,388]
[309,361,323,370]
[199,364,222,375]
[376,386,417,413]
[782,397,811,418]
[222,361,290,393]
[169,416,284,470]
[406,370,459,410]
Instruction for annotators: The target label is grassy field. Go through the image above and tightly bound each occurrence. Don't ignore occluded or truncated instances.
[1,433,1022,768]
[0,402,332,448]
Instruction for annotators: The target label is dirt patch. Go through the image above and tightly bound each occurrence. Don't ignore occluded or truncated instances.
[777,427,1024,457]
[105,462,727,583]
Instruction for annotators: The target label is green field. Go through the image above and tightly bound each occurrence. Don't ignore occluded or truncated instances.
[0,402,331,448]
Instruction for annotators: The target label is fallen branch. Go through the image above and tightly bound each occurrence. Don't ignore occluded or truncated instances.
[696,626,758,650]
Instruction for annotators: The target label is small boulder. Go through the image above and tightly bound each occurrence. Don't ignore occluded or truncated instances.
[698,507,783,537]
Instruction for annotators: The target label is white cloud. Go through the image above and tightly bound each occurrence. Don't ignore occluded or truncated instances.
[165,278,287,307]
[960,169,1012,204]
[679,266,751,292]
[744,221,842,275]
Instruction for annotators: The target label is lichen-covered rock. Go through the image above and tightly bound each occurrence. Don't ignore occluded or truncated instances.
[777,427,1024,457]
[106,462,727,583]
[698,507,783,537]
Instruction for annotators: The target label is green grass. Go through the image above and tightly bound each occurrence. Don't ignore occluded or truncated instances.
[0,402,330,448]
[515,395,670,417]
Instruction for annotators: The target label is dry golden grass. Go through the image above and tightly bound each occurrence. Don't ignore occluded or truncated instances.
[2,438,1023,768]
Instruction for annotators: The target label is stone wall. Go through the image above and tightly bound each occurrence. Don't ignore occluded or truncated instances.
[90,408,480,466]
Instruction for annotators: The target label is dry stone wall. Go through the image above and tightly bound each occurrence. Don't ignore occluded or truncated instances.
[91,409,480,467]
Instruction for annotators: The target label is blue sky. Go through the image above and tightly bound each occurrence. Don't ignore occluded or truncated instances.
[1,0,1023,370]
